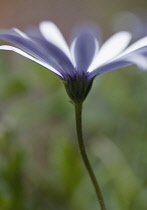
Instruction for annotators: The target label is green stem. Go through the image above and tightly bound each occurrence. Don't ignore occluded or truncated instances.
[74,102,106,210]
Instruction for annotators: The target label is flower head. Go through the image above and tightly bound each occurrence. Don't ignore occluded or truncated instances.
[0,21,147,103]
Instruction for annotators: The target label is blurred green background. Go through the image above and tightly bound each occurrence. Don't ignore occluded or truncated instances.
[0,0,147,209]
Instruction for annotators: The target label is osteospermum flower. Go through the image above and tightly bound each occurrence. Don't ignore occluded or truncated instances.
[0,21,147,103]
[1,21,147,210]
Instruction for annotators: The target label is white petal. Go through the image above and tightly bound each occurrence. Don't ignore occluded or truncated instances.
[118,36,147,57]
[39,21,71,60]
[88,31,131,72]
[0,45,62,77]
[70,37,77,67]
[12,28,30,39]
[126,55,147,70]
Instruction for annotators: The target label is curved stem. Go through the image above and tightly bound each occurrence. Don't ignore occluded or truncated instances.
[74,102,106,210]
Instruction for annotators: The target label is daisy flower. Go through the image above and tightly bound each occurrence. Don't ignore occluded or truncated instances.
[0,21,146,103]
[0,21,147,210]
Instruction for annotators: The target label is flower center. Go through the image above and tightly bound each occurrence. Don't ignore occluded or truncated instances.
[62,73,94,103]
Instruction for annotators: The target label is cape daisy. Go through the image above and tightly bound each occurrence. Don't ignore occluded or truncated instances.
[0,21,147,209]
[0,21,147,102]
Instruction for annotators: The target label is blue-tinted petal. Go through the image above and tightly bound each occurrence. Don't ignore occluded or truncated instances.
[70,27,99,73]
[0,45,63,78]
[89,59,132,77]
[0,30,64,73]
[29,36,75,75]
[126,55,147,70]
[89,45,147,77]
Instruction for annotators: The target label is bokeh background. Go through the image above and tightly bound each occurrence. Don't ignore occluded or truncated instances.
[0,0,147,209]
